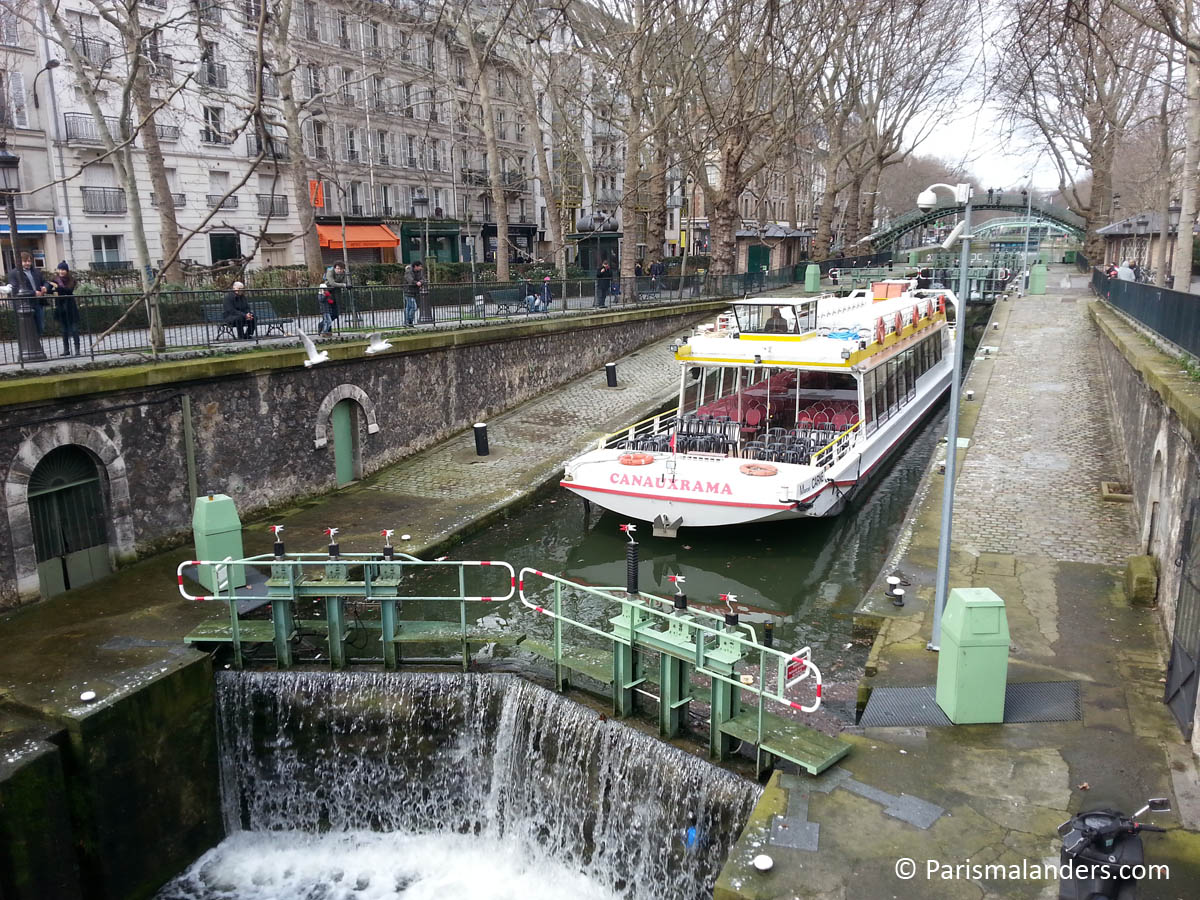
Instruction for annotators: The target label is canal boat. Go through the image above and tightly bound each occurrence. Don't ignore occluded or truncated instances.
[560,280,956,535]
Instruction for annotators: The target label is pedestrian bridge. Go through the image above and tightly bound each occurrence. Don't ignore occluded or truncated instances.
[864,191,1085,249]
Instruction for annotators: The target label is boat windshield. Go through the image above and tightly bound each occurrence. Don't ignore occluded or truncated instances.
[733,302,816,335]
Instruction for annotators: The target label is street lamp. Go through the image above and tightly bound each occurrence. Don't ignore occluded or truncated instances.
[412,195,433,323]
[31,58,60,109]
[0,141,46,364]
[1020,188,1032,289]
[917,181,971,651]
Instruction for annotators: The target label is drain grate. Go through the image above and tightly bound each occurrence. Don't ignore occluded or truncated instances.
[859,681,1081,727]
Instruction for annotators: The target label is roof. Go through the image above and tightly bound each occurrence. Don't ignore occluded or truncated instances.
[1096,210,1195,237]
[316,224,400,249]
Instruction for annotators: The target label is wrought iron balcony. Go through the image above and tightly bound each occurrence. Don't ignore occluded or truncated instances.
[150,192,186,208]
[64,113,125,143]
[73,36,112,66]
[377,153,390,166]
[207,194,239,209]
[81,187,127,214]
[200,128,231,145]
[200,62,228,89]
[197,3,221,25]
[246,69,280,98]
[380,206,394,216]
[247,133,289,160]
[257,193,289,216]
[148,56,173,81]
[155,122,180,142]
[351,205,364,216]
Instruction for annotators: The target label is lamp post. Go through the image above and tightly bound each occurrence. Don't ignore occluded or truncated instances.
[412,195,433,323]
[0,141,46,364]
[31,58,60,109]
[1020,187,1032,289]
[916,181,971,651]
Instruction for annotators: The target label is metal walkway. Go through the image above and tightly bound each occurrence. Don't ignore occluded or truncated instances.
[859,681,1081,727]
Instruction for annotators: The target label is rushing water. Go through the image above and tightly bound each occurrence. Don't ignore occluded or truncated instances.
[157,671,759,900]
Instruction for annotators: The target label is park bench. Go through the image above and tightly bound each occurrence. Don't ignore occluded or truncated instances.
[202,299,293,340]
[483,287,527,316]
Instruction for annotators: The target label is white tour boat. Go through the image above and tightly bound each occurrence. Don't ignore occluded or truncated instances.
[560,280,957,535]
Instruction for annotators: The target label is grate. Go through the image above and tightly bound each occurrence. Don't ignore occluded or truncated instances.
[859,681,1081,727]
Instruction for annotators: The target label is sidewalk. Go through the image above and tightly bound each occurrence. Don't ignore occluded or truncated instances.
[719,273,1200,898]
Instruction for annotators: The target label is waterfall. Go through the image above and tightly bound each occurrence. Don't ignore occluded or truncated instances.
[161,671,759,900]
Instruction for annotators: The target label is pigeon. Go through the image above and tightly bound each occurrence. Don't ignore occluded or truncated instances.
[364,332,392,355]
[298,326,329,367]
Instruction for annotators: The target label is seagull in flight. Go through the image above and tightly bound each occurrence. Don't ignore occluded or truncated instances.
[298,326,329,367]
[365,333,392,355]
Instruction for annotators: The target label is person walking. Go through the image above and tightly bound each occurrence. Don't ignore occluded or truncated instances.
[50,261,81,356]
[595,258,612,308]
[7,252,48,335]
[540,276,553,312]
[403,260,424,326]
[316,281,338,336]
[222,281,256,340]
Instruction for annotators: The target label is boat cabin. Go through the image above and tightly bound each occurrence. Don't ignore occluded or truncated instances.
[731,300,819,336]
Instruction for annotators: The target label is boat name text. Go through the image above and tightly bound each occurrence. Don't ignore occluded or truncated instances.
[609,472,734,495]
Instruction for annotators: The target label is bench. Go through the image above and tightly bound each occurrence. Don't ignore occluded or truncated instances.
[483,287,527,316]
[202,299,293,340]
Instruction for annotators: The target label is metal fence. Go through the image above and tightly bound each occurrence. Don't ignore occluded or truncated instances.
[817,251,894,274]
[1,267,806,367]
[1095,267,1200,359]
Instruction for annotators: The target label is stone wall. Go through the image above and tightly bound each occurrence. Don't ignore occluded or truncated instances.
[1093,303,1200,755]
[0,304,719,607]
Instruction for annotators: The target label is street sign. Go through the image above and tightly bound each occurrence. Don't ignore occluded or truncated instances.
[786,655,806,681]
[309,180,324,208]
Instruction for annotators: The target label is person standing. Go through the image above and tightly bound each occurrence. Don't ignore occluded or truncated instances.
[1116,259,1135,281]
[222,281,256,339]
[540,276,553,312]
[403,260,424,326]
[595,258,612,308]
[316,282,338,336]
[50,261,81,356]
[7,252,48,336]
[649,258,664,291]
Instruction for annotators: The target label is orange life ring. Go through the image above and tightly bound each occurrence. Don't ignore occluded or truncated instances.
[619,452,655,466]
[739,462,778,477]
[912,305,920,327]
[894,311,904,334]
[938,295,946,314]
[926,299,934,319]
[874,316,885,344]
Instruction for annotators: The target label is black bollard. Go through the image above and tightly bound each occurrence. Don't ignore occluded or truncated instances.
[382,545,394,560]
[328,541,340,558]
[606,362,617,387]
[626,540,639,596]
[474,422,489,456]
[724,610,739,628]
[273,538,285,559]
[763,621,774,647]
[673,592,688,612]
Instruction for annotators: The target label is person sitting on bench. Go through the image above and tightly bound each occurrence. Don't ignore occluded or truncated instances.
[223,281,256,339]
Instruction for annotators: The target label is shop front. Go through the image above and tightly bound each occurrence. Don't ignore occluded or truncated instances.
[315,222,400,266]
[397,221,461,264]
[481,223,538,263]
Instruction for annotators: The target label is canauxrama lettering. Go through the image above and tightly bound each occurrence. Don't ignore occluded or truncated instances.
[609,472,733,495]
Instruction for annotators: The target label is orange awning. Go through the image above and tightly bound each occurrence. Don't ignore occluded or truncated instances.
[316,224,400,249]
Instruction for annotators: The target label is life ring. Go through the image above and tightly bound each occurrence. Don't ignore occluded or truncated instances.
[739,462,778,477]
[926,299,934,319]
[911,305,920,327]
[938,295,946,314]
[619,452,655,466]
[874,316,885,344]
[894,311,904,334]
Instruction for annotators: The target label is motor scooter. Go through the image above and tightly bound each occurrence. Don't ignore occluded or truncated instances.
[1057,797,1171,899]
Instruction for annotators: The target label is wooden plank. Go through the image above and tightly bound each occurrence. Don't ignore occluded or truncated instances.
[522,639,615,685]
[719,709,851,776]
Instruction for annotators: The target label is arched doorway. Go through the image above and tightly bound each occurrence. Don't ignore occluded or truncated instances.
[27,445,112,596]
[331,399,362,486]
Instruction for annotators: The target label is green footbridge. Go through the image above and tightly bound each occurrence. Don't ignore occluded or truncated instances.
[179,536,849,777]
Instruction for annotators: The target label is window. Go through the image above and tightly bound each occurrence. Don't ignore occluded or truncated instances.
[454,55,466,86]
[494,70,505,97]
[377,129,389,164]
[403,83,413,117]
[346,127,358,161]
[0,70,27,128]
[307,64,321,98]
[406,134,417,167]
[303,1,319,39]
[0,9,19,45]
[202,106,224,142]
[337,13,351,48]
[397,32,411,62]
[428,88,439,122]
[430,138,441,171]
[425,37,435,70]
[496,110,506,140]
[92,234,122,263]
[372,75,386,108]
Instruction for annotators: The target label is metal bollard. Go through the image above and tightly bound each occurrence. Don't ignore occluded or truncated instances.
[763,621,774,647]
[474,422,489,456]
[606,362,617,387]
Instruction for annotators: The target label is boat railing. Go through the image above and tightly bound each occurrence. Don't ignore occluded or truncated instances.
[810,421,862,468]
[598,406,679,450]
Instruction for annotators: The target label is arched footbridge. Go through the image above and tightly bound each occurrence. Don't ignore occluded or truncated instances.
[865,191,1086,250]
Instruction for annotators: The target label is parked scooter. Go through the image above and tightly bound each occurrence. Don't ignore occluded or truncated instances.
[1057,797,1171,899]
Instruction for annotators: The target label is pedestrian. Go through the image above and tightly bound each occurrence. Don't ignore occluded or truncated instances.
[325,261,352,312]
[222,281,256,340]
[634,260,644,278]
[50,261,81,357]
[403,260,424,326]
[7,252,49,335]
[316,282,338,336]
[595,258,612,308]
[649,258,664,291]
[1116,259,1134,281]
[523,276,539,313]
[1130,260,1143,283]
[540,276,553,312]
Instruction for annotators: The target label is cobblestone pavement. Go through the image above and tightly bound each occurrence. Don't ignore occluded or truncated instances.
[951,292,1138,564]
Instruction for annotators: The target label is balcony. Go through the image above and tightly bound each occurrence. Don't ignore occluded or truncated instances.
[246,69,280,98]
[73,36,112,66]
[350,205,364,216]
[64,112,125,143]
[460,168,488,186]
[304,24,320,41]
[150,192,186,208]
[81,187,127,214]
[155,122,180,142]
[199,62,228,89]
[257,193,289,216]
[247,133,289,160]
[380,206,394,216]
[338,90,359,107]
[347,148,360,162]
[197,3,221,25]
[377,153,390,166]
[148,56,173,81]
[201,128,231,145]
[370,97,389,113]
[406,155,418,168]
[312,146,330,160]
[207,194,239,209]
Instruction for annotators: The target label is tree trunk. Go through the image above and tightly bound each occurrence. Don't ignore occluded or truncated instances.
[1085,142,1115,266]
[518,69,564,276]
[786,151,798,231]
[707,188,739,276]
[1173,44,1200,293]
[130,66,182,290]
[465,38,509,283]
[645,127,668,263]
[842,175,863,250]
[859,165,881,248]
[1154,50,1174,288]
[813,181,837,261]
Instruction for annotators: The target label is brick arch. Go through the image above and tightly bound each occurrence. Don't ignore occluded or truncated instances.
[5,422,136,604]
[313,384,380,449]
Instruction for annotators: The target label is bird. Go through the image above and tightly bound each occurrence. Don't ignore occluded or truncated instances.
[364,332,392,355]
[298,326,329,367]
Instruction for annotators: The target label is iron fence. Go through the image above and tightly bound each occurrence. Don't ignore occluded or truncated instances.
[817,251,894,274]
[0,267,805,368]
[1096,267,1200,358]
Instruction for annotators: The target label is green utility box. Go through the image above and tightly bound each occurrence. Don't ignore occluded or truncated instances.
[1028,262,1048,295]
[192,494,246,593]
[935,588,1009,724]
[908,250,920,266]
[804,263,821,292]
[1063,250,1076,264]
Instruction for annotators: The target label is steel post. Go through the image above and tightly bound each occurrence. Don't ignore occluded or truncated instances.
[271,596,294,668]
[326,595,346,668]
[380,598,398,669]
[708,678,740,760]
[659,654,690,738]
